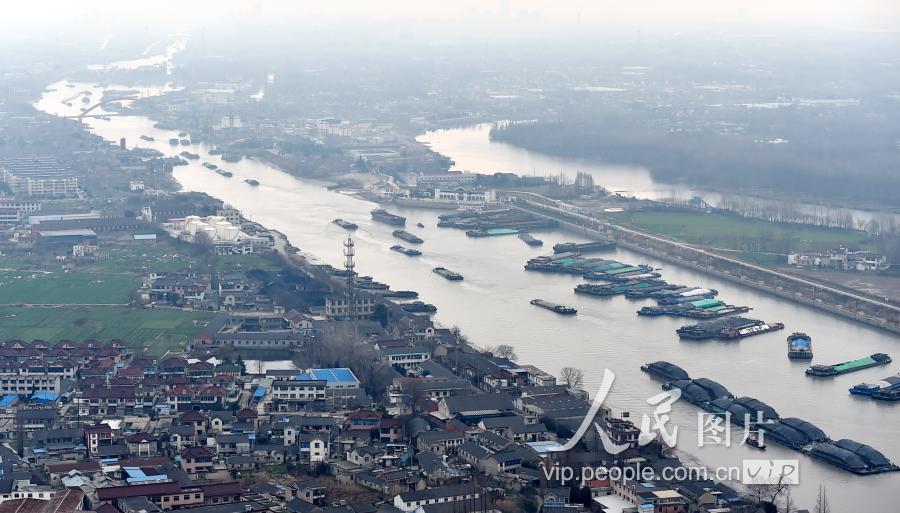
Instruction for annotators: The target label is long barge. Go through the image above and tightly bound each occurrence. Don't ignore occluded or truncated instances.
[529,299,577,315]
[806,353,892,377]
[676,317,763,340]
[433,267,463,281]
[401,301,437,313]
[640,361,690,381]
[371,209,406,226]
[518,233,543,246]
[553,241,617,253]
[575,280,666,297]
[466,228,519,237]
[382,290,418,298]
[392,230,424,243]
[391,245,421,256]
[718,322,784,340]
[333,218,358,230]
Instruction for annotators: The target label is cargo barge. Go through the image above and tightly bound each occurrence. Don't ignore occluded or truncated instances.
[806,353,892,377]
[168,138,179,145]
[804,440,899,475]
[466,228,519,237]
[676,317,763,340]
[518,233,543,246]
[180,151,200,160]
[718,322,784,339]
[553,241,617,253]
[216,169,233,178]
[787,332,813,360]
[391,245,421,256]
[433,267,463,281]
[140,135,155,141]
[383,290,418,298]
[640,361,690,381]
[244,179,260,186]
[332,218,358,230]
[372,209,406,226]
[529,299,577,315]
[401,301,437,313]
[575,279,666,297]
[392,230,424,243]
[849,373,900,396]
[202,162,218,170]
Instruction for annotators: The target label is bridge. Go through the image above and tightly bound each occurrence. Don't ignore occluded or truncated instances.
[64,94,139,122]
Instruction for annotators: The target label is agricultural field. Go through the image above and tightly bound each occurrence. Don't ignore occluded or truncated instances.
[0,306,215,357]
[611,209,873,255]
[0,270,138,304]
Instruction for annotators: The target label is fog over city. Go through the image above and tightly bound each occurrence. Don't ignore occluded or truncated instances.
[0,2,898,513]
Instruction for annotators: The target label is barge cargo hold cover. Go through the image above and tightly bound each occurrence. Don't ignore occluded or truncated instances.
[640,361,690,381]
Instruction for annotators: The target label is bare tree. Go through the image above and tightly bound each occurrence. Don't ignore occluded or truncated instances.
[491,344,518,361]
[560,367,584,389]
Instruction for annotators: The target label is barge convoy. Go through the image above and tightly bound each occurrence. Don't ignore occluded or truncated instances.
[391,245,421,257]
[787,332,813,359]
[392,230,424,244]
[433,267,463,281]
[806,353,892,377]
[529,299,577,315]
[437,208,557,231]
[643,361,899,475]
[371,209,406,226]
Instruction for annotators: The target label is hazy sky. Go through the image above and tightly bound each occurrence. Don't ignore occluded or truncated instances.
[3,0,900,36]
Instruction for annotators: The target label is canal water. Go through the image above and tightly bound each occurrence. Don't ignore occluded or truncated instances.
[34,55,899,510]
[418,123,900,228]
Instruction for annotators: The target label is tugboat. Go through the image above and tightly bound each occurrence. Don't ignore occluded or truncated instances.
[391,245,421,256]
[787,332,814,359]
[530,299,576,315]
[371,209,406,226]
[433,267,463,281]
[849,373,900,396]
[243,179,260,186]
[806,353,892,377]
[333,219,358,230]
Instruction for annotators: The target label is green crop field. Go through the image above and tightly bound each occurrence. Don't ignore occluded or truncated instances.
[0,306,215,357]
[611,210,872,255]
[0,271,138,304]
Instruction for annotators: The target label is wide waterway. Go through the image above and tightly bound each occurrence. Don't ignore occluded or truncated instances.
[35,63,899,510]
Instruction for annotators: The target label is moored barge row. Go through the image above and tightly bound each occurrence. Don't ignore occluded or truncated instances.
[645,365,899,475]
[676,316,765,340]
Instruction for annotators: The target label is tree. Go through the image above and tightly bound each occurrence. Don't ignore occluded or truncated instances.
[491,344,518,361]
[560,367,584,389]
[371,303,390,328]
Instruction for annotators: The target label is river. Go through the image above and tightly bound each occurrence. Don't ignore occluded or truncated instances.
[33,53,898,510]
[418,123,900,229]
